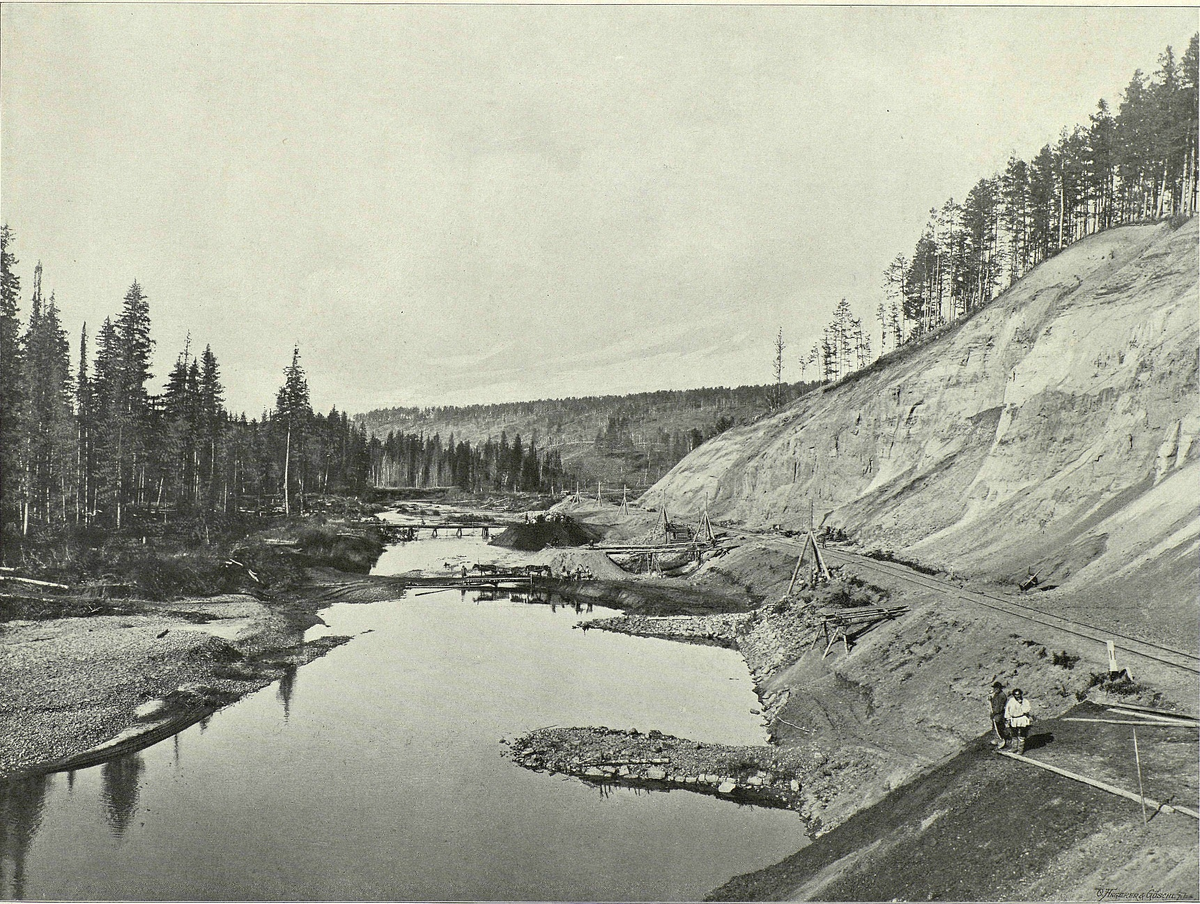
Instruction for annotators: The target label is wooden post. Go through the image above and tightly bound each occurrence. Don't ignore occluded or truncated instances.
[786,551,806,597]
[1134,727,1147,826]
[1107,640,1119,675]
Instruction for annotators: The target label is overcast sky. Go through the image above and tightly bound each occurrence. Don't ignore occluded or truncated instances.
[2,5,1196,415]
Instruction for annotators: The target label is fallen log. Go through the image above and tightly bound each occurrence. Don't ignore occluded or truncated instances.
[0,574,69,591]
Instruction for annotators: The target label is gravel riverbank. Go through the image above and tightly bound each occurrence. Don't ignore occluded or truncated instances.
[0,584,371,779]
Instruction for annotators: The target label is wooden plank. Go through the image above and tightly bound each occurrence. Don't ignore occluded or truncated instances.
[1107,705,1198,725]
[1106,702,1199,721]
[996,751,1197,820]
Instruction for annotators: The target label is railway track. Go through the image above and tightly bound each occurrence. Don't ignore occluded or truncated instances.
[827,548,1200,676]
[725,527,1200,676]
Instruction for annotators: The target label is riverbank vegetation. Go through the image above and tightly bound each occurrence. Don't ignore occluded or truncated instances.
[0,227,392,591]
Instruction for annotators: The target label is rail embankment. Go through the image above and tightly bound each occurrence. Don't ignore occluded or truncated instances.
[548,510,1196,839]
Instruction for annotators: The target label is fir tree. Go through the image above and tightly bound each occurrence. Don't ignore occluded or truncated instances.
[274,346,311,515]
[0,226,23,530]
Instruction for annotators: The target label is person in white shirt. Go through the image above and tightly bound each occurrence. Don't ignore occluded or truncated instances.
[1004,688,1033,754]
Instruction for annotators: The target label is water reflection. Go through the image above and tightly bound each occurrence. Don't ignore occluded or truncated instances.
[101,754,144,837]
[0,772,49,900]
[277,663,299,720]
[0,534,800,901]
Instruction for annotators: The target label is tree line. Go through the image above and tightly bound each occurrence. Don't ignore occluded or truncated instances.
[0,228,372,538]
[358,382,819,435]
[367,429,569,493]
[881,36,1198,348]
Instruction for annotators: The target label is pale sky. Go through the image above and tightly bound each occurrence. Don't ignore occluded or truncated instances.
[2,5,1196,415]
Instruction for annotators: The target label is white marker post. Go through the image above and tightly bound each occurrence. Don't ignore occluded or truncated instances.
[1107,640,1119,675]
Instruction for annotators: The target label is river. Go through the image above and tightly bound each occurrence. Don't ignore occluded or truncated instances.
[0,516,805,900]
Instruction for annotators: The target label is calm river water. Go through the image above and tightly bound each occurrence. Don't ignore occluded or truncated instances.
[0,520,805,901]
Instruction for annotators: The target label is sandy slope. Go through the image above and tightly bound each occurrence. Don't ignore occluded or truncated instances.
[643,220,1199,650]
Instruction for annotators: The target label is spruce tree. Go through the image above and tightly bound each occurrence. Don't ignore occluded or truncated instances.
[0,226,23,530]
[76,324,93,522]
[274,346,311,514]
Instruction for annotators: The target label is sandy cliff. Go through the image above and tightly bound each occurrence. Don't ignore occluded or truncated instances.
[644,221,1199,648]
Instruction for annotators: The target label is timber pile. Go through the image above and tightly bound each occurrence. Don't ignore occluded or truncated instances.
[813,604,910,658]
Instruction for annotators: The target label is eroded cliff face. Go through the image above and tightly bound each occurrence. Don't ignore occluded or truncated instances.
[644,221,1198,601]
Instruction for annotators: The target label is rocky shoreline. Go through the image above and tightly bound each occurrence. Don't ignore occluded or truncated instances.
[503,726,872,830]
[576,611,748,648]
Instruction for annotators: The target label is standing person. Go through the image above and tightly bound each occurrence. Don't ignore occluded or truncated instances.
[989,682,1009,749]
[1004,688,1033,754]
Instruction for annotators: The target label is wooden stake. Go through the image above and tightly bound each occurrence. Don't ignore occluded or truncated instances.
[0,575,69,590]
[1134,727,1147,827]
[1107,702,1200,722]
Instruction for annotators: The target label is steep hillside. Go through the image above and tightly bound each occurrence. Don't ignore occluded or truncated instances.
[644,221,1199,648]
[357,382,817,491]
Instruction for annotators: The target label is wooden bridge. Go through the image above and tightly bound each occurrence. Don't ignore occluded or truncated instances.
[388,522,508,541]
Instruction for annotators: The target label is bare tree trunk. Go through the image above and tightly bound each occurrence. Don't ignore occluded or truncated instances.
[1057,180,1065,250]
[283,425,291,516]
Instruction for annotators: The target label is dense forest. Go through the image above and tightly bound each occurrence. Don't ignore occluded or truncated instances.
[367,430,569,493]
[872,36,1198,354]
[358,380,818,492]
[0,232,372,540]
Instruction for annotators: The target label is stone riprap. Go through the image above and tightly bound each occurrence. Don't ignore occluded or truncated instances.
[504,726,826,814]
[578,611,750,648]
[579,600,825,686]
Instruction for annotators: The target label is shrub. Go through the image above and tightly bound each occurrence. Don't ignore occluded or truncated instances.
[1052,650,1080,670]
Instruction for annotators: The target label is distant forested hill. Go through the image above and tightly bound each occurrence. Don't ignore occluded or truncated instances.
[356,381,818,494]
